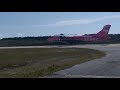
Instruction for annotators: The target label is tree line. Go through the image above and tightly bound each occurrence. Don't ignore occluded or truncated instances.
[0,34,119,46]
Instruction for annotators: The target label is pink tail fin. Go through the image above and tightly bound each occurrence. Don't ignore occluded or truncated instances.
[97,25,111,37]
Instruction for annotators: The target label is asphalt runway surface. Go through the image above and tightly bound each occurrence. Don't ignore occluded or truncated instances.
[0,44,120,78]
[44,44,120,78]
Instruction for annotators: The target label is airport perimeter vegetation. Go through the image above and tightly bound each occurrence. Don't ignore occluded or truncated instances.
[0,34,119,47]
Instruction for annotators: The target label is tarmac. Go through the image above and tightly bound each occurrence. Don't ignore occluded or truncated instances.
[43,44,120,78]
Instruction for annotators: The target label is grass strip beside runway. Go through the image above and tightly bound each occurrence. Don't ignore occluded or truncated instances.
[0,48,105,77]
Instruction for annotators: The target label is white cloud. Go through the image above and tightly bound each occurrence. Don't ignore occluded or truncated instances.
[0,15,120,28]
[17,33,22,37]
[32,15,120,27]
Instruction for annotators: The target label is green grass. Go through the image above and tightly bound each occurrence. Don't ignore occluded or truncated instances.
[0,48,106,78]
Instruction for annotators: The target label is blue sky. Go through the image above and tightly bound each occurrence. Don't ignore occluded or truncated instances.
[0,12,120,38]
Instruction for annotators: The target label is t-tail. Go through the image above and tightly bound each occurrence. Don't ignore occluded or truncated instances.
[97,25,111,37]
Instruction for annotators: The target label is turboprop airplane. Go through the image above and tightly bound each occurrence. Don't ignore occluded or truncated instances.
[48,25,111,42]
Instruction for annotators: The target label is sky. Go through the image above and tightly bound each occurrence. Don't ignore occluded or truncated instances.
[0,12,120,38]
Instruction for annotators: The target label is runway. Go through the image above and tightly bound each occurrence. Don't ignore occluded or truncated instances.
[44,44,120,78]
